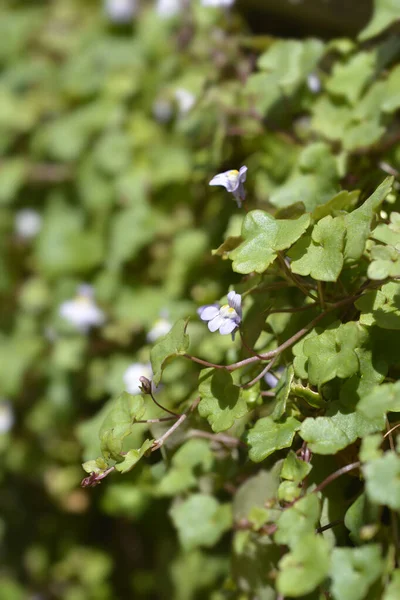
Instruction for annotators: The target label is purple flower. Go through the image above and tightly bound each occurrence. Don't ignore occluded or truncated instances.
[209,166,247,208]
[198,291,242,338]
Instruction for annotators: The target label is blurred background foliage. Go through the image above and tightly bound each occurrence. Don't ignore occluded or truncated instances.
[1,0,400,598]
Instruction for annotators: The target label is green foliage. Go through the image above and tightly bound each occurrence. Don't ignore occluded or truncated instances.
[169,494,232,551]
[229,210,310,274]
[4,0,400,597]
[150,318,190,385]
[330,545,384,600]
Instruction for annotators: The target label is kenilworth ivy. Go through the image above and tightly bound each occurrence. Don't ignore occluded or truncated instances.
[3,0,400,597]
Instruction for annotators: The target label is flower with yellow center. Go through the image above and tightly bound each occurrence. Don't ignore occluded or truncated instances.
[197,291,242,339]
[209,166,247,207]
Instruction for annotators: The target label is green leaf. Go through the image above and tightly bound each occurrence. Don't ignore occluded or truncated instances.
[229,210,310,274]
[359,0,400,41]
[382,65,400,113]
[99,393,146,461]
[364,451,400,510]
[356,282,400,329]
[248,416,301,462]
[198,369,248,433]
[330,545,384,600]
[0,158,27,205]
[290,215,345,281]
[275,495,320,548]
[303,322,361,387]
[157,439,214,496]
[281,450,312,483]
[300,402,385,455]
[358,381,400,419]
[170,494,232,551]
[368,245,400,280]
[277,534,330,597]
[271,365,294,420]
[326,52,376,104]
[269,143,339,211]
[257,39,324,94]
[312,189,359,222]
[114,439,153,474]
[384,571,400,600]
[344,177,393,263]
[150,318,190,386]
[82,457,109,474]
[344,492,381,545]
[233,468,282,522]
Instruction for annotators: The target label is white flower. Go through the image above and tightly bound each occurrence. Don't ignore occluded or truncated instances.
[59,285,105,333]
[201,0,235,6]
[156,0,182,18]
[174,88,196,115]
[104,0,137,23]
[15,209,42,239]
[0,401,14,434]
[209,166,247,208]
[147,317,172,343]
[307,73,321,94]
[123,362,153,395]
[198,291,242,338]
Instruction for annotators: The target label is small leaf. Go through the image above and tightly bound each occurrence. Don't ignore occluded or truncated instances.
[198,369,248,433]
[114,439,153,474]
[233,468,282,522]
[290,215,346,281]
[384,571,400,600]
[303,322,361,387]
[326,52,376,104]
[281,450,312,483]
[230,210,310,274]
[275,495,321,547]
[150,318,190,386]
[277,534,330,597]
[300,402,385,455]
[359,0,400,41]
[312,189,359,222]
[364,451,400,510]
[344,177,393,263]
[248,416,301,462]
[170,494,232,551]
[330,545,384,600]
[358,381,400,420]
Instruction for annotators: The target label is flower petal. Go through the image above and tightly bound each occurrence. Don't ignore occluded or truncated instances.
[209,172,229,188]
[199,305,220,321]
[208,315,225,332]
[227,291,242,318]
[219,319,237,335]
[238,165,248,181]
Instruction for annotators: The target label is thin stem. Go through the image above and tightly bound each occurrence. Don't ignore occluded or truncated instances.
[135,416,178,424]
[151,397,200,452]
[152,414,187,451]
[313,462,360,495]
[241,356,277,389]
[316,519,343,534]
[184,354,224,369]
[383,422,400,440]
[187,429,247,448]
[239,329,266,359]
[277,252,318,300]
[149,390,181,418]
[261,391,276,397]
[267,303,318,314]
[386,417,396,452]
